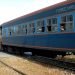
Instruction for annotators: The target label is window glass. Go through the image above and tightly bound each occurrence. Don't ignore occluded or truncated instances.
[66,23,73,32]
[17,25,21,34]
[60,15,73,32]
[47,17,58,32]
[28,23,35,34]
[11,24,27,35]
[47,19,51,26]
[2,28,6,37]
[17,24,28,35]
[20,25,24,33]
[52,18,57,24]
[60,23,66,32]
[67,15,73,22]
[61,16,66,22]
[8,27,12,36]
[37,20,45,33]
[14,26,18,35]
[8,26,16,36]
[11,26,15,35]
[23,25,27,34]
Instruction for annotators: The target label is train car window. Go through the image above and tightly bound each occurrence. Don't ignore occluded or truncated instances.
[32,23,35,33]
[17,24,24,35]
[20,25,24,34]
[67,15,73,22]
[47,26,51,31]
[28,24,30,34]
[41,20,45,32]
[22,24,27,34]
[13,26,17,35]
[52,18,57,24]
[2,28,6,37]
[8,26,16,36]
[11,26,15,36]
[47,19,51,26]
[17,25,21,34]
[14,26,18,35]
[8,27,12,36]
[66,23,73,32]
[61,15,73,32]
[47,18,58,32]
[25,25,27,34]
[66,15,73,32]
[37,20,45,33]
[60,23,66,32]
[47,19,51,32]
[61,16,66,22]
[51,18,58,32]
[16,24,28,35]
[28,23,35,34]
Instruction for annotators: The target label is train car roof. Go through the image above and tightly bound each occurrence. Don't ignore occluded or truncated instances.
[1,0,75,27]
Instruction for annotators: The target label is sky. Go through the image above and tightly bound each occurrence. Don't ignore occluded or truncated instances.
[0,0,66,24]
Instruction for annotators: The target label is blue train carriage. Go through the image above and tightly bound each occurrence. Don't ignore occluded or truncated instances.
[1,0,75,57]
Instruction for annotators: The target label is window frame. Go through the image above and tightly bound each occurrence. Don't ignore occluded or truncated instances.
[28,22,35,34]
[36,19,45,33]
[60,14,74,32]
[46,17,58,32]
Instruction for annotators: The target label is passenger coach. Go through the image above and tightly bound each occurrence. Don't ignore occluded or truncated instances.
[1,0,75,57]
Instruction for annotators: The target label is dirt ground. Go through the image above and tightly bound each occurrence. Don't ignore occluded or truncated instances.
[0,52,74,75]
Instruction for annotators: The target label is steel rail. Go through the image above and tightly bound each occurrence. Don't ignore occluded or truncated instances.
[0,60,26,75]
[27,56,75,72]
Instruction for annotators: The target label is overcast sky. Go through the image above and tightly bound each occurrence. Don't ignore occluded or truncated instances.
[0,0,66,24]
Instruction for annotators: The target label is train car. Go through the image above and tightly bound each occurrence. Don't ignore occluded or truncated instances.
[1,0,75,57]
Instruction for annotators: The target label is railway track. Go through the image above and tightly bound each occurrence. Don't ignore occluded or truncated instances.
[25,55,75,72]
[1,51,75,73]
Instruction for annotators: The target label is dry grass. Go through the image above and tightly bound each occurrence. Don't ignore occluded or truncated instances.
[64,55,75,59]
[0,55,74,75]
[0,61,20,75]
[62,55,75,62]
